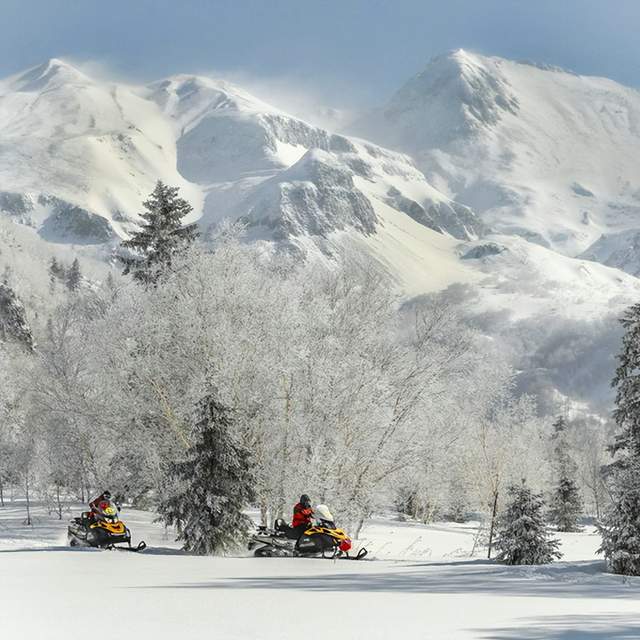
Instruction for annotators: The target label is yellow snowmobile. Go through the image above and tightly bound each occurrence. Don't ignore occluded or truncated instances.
[249,504,367,560]
[67,498,146,551]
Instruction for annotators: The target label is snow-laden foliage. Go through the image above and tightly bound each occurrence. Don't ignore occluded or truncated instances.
[0,282,34,350]
[598,462,640,576]
[494,482,562,565]
[597,304,640,575]
[611,303,640,464]
[158,394,255,554]
[120,181,199,286]
[548,416,583,532]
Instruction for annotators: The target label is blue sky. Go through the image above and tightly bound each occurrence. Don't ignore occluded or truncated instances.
[1,1,638,107]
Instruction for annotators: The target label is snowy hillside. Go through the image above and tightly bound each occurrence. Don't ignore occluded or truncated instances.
[350,49,640,259]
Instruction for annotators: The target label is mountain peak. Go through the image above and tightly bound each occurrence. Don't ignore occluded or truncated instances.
[10,58,89,92]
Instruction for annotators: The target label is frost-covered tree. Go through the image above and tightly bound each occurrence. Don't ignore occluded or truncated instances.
[66,258,82,292]
[610,303,640,464]
[120,181,199,286]
[158,393,255,555]
[598,462,640,575]
[598,304,640,575]
[494,481,562,565]
[0,283,34,350]
[549,416,582,532]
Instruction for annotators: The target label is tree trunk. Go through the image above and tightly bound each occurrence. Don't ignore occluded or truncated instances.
[25,475,32,526]
[56,484,63,520]
[487,489,499,559]
[0,477,4,507]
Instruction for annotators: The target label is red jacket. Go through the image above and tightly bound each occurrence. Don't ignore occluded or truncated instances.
[292,502,313,528]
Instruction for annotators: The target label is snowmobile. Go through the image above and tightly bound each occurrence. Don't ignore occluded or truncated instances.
[67,498,146,552]
[248,504,367,560]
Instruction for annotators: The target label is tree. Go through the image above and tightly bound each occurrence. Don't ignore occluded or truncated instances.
[598,304,640,575]
[120,181,199,286]
[157,393,255,555]
[66,258,82,292]
[494,481,562,565]
[598,462,640,576]
[548,416,583,532]
[610,303,640,465]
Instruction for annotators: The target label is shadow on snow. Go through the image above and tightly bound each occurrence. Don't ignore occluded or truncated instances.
[138,559,640,599]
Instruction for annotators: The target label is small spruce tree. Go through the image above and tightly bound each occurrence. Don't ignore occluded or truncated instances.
[494,481,562,565]
[598,303,640,575]
[120,181,199,286]
[549,416,583,532]
[158,393,255,555]
[66,258,82,292]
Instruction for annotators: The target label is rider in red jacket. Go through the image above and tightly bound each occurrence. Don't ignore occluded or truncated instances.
[292,494,313,530]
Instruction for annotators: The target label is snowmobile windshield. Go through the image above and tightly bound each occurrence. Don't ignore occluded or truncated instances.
[314,504,335,528]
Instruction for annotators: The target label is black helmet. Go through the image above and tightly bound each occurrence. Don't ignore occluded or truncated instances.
[103,490,112,499]
[300,494,311,508]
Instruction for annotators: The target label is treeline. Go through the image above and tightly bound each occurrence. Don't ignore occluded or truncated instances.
[0,181,638,571]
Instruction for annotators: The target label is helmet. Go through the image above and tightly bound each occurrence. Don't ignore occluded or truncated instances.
[102,490,111,499]
[300,494,311,508]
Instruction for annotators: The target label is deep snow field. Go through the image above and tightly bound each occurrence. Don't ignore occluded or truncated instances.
[0,502,638,639]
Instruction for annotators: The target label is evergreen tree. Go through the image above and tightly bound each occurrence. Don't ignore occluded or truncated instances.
[610,303,640,464]
[598,304,640,575]
[494,481,562,565]
[598,462,640,575]
[66,258,82,292]
[120,181,199,286]
[158,393,255,555]
[549,416,583,532]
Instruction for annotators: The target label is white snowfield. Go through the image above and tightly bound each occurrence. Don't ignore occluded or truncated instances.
[1,504,638,640]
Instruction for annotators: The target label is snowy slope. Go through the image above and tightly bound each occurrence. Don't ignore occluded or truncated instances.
[0,59,203,242]
[350,49,640,258]
[1,502,638,640]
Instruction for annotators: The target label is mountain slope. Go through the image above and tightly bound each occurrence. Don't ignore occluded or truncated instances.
[0,59,203,242]
[350,49,640,258]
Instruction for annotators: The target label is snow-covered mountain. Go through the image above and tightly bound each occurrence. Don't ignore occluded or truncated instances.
[350,49,640,261]
[0,59,203,242]
[0,59,479,248]
[2,55,640,419]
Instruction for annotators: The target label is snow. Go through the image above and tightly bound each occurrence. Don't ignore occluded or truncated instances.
[350,49,640,258]
[1,503,638,639]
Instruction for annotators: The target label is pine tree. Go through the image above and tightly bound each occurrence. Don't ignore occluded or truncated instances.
[66,258,82,292]
[157,393,255,555]
[120,181,199,286]
[598,462,640,575]
[549,416,583,532]
[598,304,640,575]
[494,481,562,565]
[610,303,640,464]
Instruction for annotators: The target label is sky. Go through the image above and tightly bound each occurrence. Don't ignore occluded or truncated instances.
[1,0,639,110]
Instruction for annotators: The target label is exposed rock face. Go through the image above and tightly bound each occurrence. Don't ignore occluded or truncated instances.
[461,242,507,260]
[385,186,484,240]
[39,198,114,244]
[241,149,377,239]
[0,283,34,351]
[580,230,640,277]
